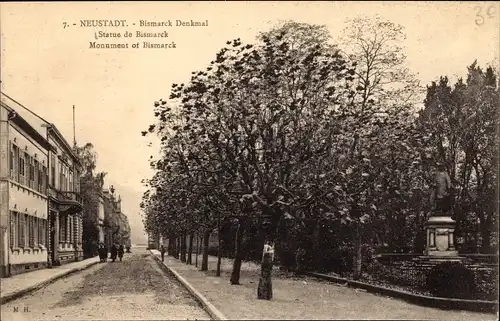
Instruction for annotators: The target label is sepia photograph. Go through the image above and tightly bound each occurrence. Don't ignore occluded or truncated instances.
[0,1,499,320]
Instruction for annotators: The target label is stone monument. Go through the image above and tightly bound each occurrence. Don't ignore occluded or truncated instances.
[419,163,464,263]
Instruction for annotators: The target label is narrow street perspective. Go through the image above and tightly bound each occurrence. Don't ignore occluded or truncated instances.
[1,247,210,321]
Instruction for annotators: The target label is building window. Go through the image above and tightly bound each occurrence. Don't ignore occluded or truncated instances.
[41,165,47,194]
[10,212,17,248]
[11,144,19,181]
[69,170,73,192]
[67,216,71,243]
[18,152,25,185]
[38,219,42,246]
[59,216,66,243]
[38,219,46,246]
[28,155,35,189]
[59,162,67,191]
[28,216,34,248]
[18,214,26,247]
[36,161,42,193]
[9,144,14,179]
[34,159,39,192]
[51,155,56,187]
[33,217,38,247]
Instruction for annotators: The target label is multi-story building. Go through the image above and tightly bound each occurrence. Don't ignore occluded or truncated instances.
[102,186,131,249]
[46,125,84,265]
[0,95,51,277]
[98,195,105,243]
[102,187,114,249]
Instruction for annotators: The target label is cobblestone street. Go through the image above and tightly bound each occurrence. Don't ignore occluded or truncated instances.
[1,248,210,321]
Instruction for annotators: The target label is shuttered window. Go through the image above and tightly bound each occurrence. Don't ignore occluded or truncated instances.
[41,165,47,194]
[12,145,19,182]
[51,156,56,187]
[28,155,35,189]
[38,220,46,246]
[18,152,25,185]
[18,214,26,247]
[9,144,14,179]
[29,216,35,248]
[34,159,40,192]
[10,212,17,248]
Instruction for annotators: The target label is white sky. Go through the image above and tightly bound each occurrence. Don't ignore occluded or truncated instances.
[1,1,498,243]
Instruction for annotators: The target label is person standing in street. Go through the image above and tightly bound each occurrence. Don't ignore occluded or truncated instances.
[160,244,166,262]
[98,243,105,262]
[110,243,118,262]
[103,243,108,262]
[118,244,125,262]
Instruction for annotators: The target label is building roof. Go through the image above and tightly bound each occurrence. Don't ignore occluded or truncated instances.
[48,123,82,167]
[0,100,52,151]
[1,91,82,167]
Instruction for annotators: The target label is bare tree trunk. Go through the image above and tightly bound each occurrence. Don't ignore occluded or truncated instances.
[230,219,245,284]
[201,229,210,271]
[180,233,187,263]
[167,236,173,256]
[170,236,178,257]
[176,236,182,260]
[187,233,194,264]
[195,236,201,267]
[311,221,321,270]
[257,252,273,300]
[353,223,362,280]
[216,228,222,277]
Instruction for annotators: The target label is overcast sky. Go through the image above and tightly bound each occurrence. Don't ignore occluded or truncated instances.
[1,1,498,244]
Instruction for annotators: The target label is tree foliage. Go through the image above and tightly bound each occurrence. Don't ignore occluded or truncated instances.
[141,18,499,293]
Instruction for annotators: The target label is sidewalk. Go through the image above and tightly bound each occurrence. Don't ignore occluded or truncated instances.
[152,252,496,320]
[0,256,100,304]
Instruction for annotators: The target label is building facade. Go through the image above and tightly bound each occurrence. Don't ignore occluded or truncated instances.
[98,195,105,243]
[46,125,84,266]
[102,186,131,249]
[0,97,51,277]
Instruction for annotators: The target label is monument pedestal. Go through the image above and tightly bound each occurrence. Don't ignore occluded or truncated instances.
[415,215,464,264]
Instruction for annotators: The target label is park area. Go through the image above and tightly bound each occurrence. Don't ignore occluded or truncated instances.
[154,252,496,320]
[140,16,499,319]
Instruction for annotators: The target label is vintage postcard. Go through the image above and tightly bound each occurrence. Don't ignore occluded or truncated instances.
[0,1,498,320]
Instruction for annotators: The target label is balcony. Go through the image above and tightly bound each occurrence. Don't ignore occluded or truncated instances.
[48,187,83,215]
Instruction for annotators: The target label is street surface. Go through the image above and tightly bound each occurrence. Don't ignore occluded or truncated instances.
[1,247,210,321]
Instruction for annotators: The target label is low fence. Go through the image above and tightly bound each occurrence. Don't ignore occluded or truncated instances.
[365,260,429,292]
[365,256,498,301]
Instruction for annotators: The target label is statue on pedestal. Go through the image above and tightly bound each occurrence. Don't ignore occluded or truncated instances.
[419,162,463,261]
[429,163,453,216]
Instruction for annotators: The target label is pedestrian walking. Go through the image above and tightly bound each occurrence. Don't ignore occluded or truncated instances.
[118,244,124,262]
[103,244,108,261]
[110,243,118,262]
[160,244,166,262]
[98,243,105,262]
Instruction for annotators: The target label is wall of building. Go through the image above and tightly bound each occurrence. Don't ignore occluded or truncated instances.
[0,106,10,277]
[48,136,76,192]
[98,196,105,243]
[47,128,84,265]
[8,124,49,269]
[0,105,50,277]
